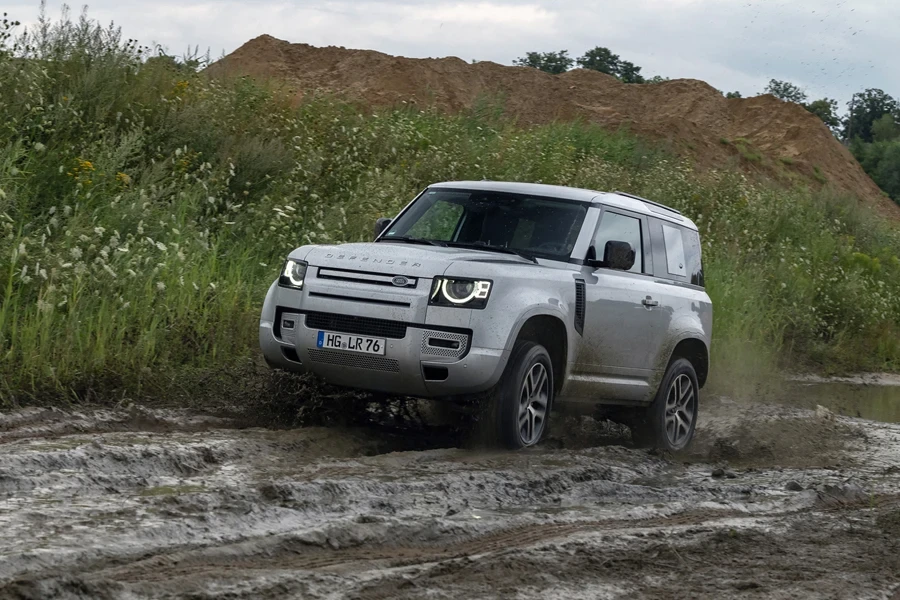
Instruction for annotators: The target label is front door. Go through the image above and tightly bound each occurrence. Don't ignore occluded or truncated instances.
[564,208,659,403]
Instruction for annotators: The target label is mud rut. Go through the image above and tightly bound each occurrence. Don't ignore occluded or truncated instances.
[2,399,900,599]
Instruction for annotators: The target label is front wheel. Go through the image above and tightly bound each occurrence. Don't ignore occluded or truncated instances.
[632,358,699,451]
[489,341,554,449]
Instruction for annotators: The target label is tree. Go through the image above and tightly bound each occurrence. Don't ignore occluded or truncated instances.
[513,50,573,74]
[872,114,900,143]
[576,46,645,83]
[805,98,841,134]
[764,79,808,104]
[647,75,670,84]
[725,91,742,99]
[617,60,645,84]
[844,89,900,143]
[575,46,619,75]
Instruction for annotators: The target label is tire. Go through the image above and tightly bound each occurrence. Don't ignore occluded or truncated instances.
[631,358,699,451]
[489,341,554,449]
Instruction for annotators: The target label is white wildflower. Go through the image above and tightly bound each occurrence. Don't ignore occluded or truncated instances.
[155,241,167,252]
[192,282,199,291]
[126,269,136,277]
[37,299,53,314]
[209,282,217,290]
[70,247,83,259]
[156,281,166,291]
[17,242,26,257]
[102,264,117,278]
[63,205,72,216]
[122,301,130,309]
[94,226,106,236]
[34,142,45,152]
[39,269,47,280]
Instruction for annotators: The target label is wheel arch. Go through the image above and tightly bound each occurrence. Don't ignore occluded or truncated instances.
[669,337,709,388]
[510,313,569,395]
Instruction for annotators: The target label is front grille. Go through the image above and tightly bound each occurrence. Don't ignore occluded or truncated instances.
[304,312,407,339]
[307,349,400,373]
[421,330,469,359]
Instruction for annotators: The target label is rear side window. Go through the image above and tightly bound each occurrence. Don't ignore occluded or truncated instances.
[653,220,704,287]
[592,211,643,274]
[684,229,704,287]
[662,224,687,276]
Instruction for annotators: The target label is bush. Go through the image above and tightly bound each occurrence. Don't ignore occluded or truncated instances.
[2,11,900,404]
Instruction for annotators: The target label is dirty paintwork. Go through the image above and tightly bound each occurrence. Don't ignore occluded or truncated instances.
[260,181,712,412]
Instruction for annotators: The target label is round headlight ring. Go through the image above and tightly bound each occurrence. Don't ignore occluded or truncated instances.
[441,279,477,304]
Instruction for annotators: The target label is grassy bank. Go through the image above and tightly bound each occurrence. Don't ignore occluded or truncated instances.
[2,13,900,405]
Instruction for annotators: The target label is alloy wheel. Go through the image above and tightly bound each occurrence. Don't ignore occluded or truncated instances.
[518,362,549,446]
[664,373,695,447]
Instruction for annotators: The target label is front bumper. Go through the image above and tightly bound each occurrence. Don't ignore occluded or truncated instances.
[260,305,509,398]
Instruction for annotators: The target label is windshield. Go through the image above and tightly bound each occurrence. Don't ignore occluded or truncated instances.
[381,188,588,261]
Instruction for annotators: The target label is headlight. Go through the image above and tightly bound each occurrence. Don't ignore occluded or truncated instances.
[278,259,308,290]
[430,278,492,308]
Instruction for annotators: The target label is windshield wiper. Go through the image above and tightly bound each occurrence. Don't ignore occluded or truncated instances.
[378,235,445,247]
[443,242,538,264]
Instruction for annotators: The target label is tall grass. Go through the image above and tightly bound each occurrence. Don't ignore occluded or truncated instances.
[2,10,900,404]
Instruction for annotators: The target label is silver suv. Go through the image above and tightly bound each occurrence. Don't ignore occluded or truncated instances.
[260,181,712,450]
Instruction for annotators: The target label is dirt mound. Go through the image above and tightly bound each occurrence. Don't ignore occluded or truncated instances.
[207,35,900,219]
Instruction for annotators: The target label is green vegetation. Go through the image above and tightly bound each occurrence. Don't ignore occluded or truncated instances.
[3,13,900,405]
[514,45,659,83]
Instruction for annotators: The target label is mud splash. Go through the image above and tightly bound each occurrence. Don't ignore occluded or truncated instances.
[1,398,900,599]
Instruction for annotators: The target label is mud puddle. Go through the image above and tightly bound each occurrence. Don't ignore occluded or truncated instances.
[785,377,900,423]
[2,396,900,599]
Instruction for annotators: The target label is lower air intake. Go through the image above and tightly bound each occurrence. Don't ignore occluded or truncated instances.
[307,349,400,373]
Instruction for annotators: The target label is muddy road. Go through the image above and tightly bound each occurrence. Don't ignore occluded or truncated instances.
[2,391,900,599]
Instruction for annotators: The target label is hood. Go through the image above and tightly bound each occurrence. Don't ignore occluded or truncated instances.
[291,242,536,277]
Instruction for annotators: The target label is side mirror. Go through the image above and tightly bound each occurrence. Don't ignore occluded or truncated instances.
[587,241,635,271]
[374,217,392,239]
[604,240,635,271]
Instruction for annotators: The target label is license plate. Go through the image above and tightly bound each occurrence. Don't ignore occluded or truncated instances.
[316,331,386,355]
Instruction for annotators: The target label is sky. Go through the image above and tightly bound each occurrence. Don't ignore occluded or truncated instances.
[6,0,898,109]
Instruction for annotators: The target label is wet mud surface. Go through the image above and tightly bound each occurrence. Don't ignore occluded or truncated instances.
[3,396,900,599]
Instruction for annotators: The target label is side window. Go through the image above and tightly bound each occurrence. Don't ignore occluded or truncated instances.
[592,211,643,274]
[405,200,463,240]
[662,224,687,277]
[684,229,704,287]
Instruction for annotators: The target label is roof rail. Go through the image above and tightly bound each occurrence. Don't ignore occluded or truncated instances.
[613,191,682,216]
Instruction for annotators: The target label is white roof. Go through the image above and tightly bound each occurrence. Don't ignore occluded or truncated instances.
[429,180,696,229]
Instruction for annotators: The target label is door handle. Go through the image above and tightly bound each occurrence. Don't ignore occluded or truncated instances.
[642,296,659,308]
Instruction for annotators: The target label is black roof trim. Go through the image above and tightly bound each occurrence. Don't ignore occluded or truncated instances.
[613,191,682,216]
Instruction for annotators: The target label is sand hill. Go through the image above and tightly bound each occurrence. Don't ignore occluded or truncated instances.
[207,35,900,219]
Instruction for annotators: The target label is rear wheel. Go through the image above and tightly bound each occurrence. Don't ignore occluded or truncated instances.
[489,341,554,449]
[631,358,699,451]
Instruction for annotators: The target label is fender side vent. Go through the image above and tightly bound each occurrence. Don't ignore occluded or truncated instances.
[575,279,586,336]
